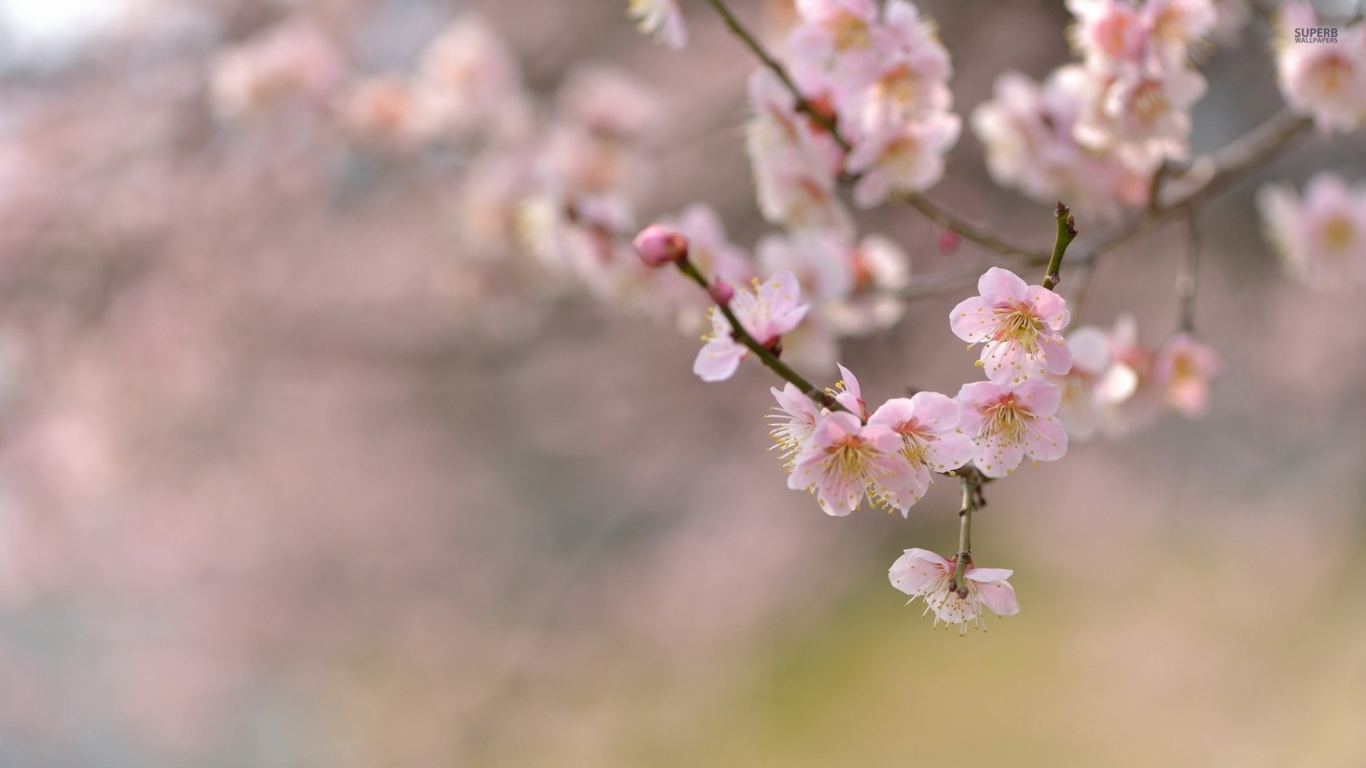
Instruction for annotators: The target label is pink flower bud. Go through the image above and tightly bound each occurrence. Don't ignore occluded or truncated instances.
[937,229,961,254]
[632,224,689,267]
[708,278,734,305]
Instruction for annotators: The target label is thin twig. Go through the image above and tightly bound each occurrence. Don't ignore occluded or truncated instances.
[1177,208,1199,332]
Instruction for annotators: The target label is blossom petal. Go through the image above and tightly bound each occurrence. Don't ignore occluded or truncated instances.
[693,339,746,381]
[889,548,949,595]
[977,266,1029,304]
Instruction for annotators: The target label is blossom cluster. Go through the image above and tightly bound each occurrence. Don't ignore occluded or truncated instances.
[747,0,961,232]
[973,0,1226,220]
[1258,173,1366,289]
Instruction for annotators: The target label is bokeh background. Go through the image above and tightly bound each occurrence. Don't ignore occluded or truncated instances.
[2,0,1366,766]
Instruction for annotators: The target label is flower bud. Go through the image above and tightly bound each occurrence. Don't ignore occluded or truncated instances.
[937,229,961,254]
[708,278,735,305]
[632,224,689,267]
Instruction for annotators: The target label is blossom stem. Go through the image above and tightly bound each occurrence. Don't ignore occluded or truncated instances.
[1042,202,1077,292]
[702,0,849,152]
[675,257,843,411]
[951,475,975,591]
[1178,208,1199,332]
[701,0,1043,260]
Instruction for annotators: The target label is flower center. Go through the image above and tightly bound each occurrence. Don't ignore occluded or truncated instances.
[992,303,1044,350]
[1322,215,1355,251]
[984,396,1032,444]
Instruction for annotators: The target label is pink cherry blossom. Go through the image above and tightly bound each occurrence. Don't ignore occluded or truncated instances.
[788,410,919,515]
[1154,332,1221,417]
[1067,0,1147,67]
[1093,315,1164,437]
[970,67,1150,222]
[769,383,824,470]
[1075,67,1207,163]
[1048,325,1113,441]
[693,272,809,382]
[628,0,688,50]
[745,71,853,236]
[957,379,1068,477]
[1258,174,1366,289]
[1274,2,1366,133]
[889,549,1020,633]
[866,392,974,511]
[950,267,1073,385]
[845,111,960,207]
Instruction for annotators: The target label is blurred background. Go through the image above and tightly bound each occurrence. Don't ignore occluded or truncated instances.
[1,0,1366,766]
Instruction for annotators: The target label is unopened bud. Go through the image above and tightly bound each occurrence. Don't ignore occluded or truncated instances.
[632,224,689,267]
[937,229,961,254]
[708,278,734,305]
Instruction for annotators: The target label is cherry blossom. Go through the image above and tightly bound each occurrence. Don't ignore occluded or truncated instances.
[788,410,919,515]
[1048,326,1114,441]
[957,378,1068,477]
[1274,2,1366,133]
[889,549,1020,633]
[1258,173,1366,289]
[867,393,974,510]
[1154,333,1221,417]
[693,272,810,382]
[846,111,961,206]
[950,267,1072,385]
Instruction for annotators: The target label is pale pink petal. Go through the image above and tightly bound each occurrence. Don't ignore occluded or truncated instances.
[977,266,1030,304]
[867,397,916,429]
[922,432,975,472]
[1014,377,1062,415]
[889,548,950,595]
[972,578,1020,616]
[1024,415,1069,462]
[907,391,960,429]
[966,567,1013,582]
[693,339,746,381]
[975,433,1025,477]
[1027,286,1071,330]
[835,363,866,416]
[1038,333,1074,376]
[949,296,1001,342]
[979,337,1032,384]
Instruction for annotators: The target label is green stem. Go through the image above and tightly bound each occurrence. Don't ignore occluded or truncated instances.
[951,475,974,592]
[1042,203,1077,292]
[676,259,842,412]
[1177,208,1199,333]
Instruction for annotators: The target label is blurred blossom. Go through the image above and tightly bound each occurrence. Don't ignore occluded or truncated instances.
[209,18,343,120]
[1258,173,1366,289]
[1274,1,1366,133]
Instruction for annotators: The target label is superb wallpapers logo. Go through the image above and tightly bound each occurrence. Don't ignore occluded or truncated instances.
[1295,26,1340,43]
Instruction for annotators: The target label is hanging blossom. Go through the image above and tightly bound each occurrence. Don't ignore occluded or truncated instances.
[889,549,1020,633]
[1154,332,1221,417]
[957,378,1068,477]
[628,0,687,50]
[950,267,1072,385]
[694,272,810,382]
[1274,2,1366,133]
[1258,173,1366,289]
